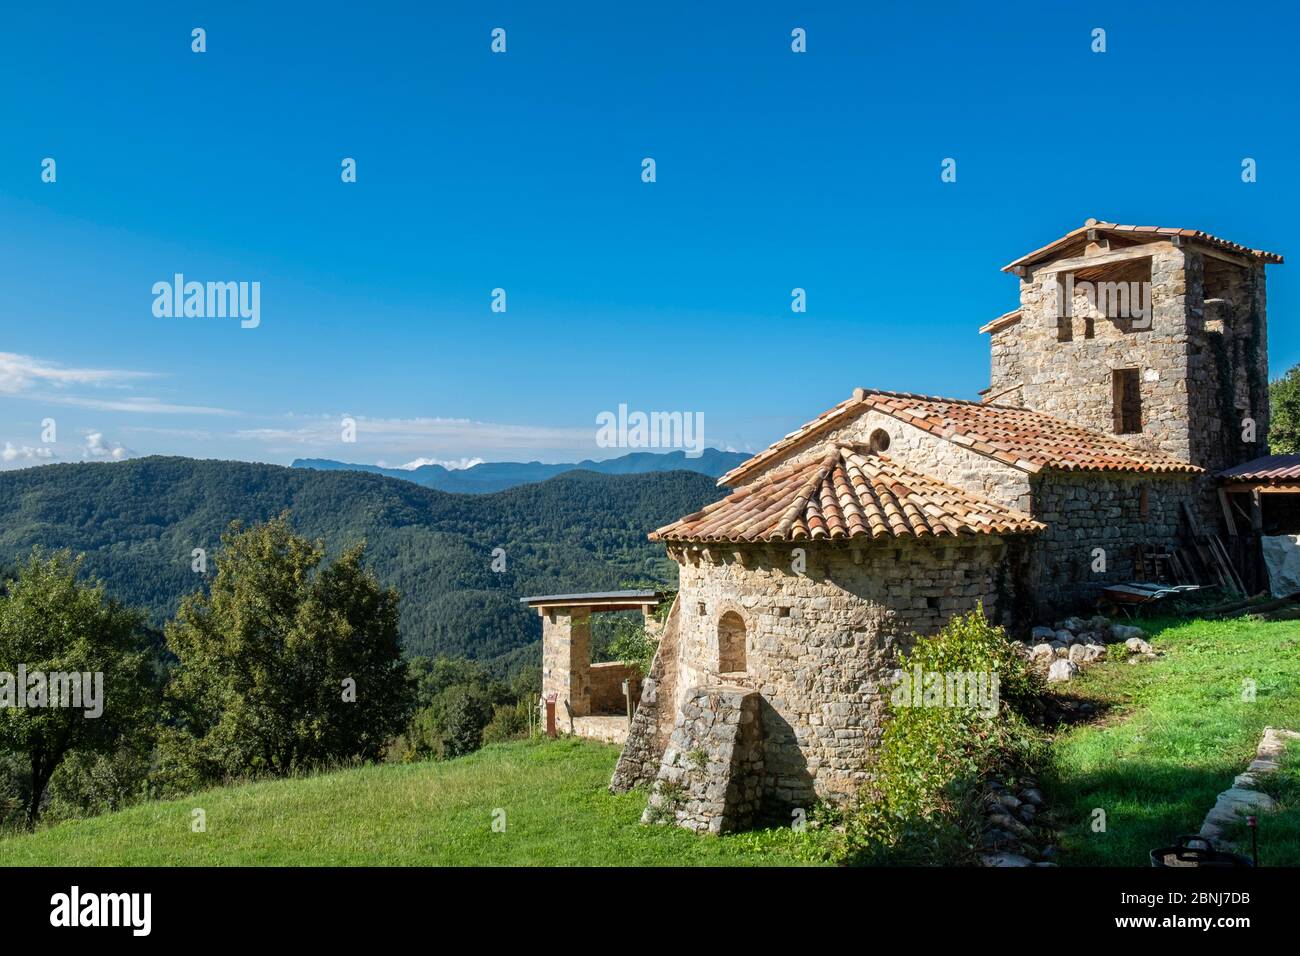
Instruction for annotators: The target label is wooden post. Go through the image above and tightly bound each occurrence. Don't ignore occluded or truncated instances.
[622,679,633,732]
[544,694,557,738]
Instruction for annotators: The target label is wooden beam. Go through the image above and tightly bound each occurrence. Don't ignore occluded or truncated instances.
[1250,489,1264,532]
[1221,482,1300,495]
[1219,488,1238,536]
[1033,242,1170,276]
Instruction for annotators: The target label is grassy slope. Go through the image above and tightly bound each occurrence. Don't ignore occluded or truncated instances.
[1046,616,1300,866]
[0,738,819,867]
[5,617,1296,868]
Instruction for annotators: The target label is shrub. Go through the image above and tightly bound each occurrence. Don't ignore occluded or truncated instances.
[481,700,534,745]
[836,607,1047,866]
[608,617,658,678]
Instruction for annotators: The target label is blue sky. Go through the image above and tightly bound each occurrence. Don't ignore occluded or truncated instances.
[2,1,1297,470]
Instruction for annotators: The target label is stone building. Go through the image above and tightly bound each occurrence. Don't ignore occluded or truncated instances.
[600,220,1282,832]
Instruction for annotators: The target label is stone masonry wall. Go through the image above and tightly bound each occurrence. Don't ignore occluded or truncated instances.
[1026,471,1197,617]
[733,407,1032,513]
[540,608,591,724]
[1015,243,1192,463]
[1184,250,1270,527]
[989,321,1023,399]
[641,686,764,834]
[669,535,1026,808]
[589,662,641,715]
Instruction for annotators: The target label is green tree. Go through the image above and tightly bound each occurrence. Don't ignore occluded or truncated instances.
[438,685,494,757]
[1269,363,1300,454]
[0,550,156,826]
[163,515,414,781]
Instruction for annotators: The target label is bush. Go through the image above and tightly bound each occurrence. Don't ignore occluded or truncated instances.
[836,607,1047,866]
[607,617,658,678]
[481,701,534,745]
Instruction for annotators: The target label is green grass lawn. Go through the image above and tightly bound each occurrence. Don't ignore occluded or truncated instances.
[0,737,822,866]
[1045,615,1300,866]
[4,616,1296,867]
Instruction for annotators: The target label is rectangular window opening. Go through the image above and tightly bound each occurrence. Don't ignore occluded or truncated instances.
[1112,368,1142,434]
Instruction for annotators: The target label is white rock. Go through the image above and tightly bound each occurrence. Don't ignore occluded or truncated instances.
[1110,624,1146,643]
[1047,659,1079,683]
[1125,637,1153,655]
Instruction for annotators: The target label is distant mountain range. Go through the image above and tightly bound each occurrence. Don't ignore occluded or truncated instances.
[0,457,728,670]
[291,448,748,493]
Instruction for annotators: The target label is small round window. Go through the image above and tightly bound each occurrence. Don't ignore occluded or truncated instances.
[868,428,891,452]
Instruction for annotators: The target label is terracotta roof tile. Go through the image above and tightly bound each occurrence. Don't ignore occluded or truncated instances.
[652,450,1044,544]
[1004,220,1283,272]
[716,388,1202,487]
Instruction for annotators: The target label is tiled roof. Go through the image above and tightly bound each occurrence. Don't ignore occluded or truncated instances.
[717,388,1202,487]
[1004,220,1284,272]
[652,449,1043,544]
[1218,454,1300,484]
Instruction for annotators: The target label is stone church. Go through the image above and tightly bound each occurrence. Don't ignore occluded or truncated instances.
[577,220,1281,832]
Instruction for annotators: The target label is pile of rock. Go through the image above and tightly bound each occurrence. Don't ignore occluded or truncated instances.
[979,777,1057,867]
[1015,615,1159,683]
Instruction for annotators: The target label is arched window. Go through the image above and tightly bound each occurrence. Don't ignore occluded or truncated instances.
[868,428,891,452]
[718,611,747,674]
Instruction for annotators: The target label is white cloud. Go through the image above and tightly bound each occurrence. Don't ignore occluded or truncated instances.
[0,352,154,394]
[1,442,55,463]
[39,393,237,416]
[82,432,135,461]
[0,352,235,416]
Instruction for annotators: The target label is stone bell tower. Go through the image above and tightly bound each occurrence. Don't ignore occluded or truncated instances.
[982,219,1281,477]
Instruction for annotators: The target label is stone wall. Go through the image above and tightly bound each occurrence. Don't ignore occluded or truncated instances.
[1014,243,1193,463]
[1025,471,1197,616]
[732,407,1033,513]
[666,534,1027,807]
[540,607,591,721]
[641,686,765,834]
[989,320,1023,398]
[1184,250,1270,526]
[589,662,641,715]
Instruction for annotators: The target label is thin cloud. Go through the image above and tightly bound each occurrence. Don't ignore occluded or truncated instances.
[0,352,156,394]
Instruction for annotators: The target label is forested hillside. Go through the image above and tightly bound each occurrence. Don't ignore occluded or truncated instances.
[0,457,723,664]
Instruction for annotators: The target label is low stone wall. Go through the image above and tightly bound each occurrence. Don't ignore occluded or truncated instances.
[641,686,764,834]
[589,662,640,715]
